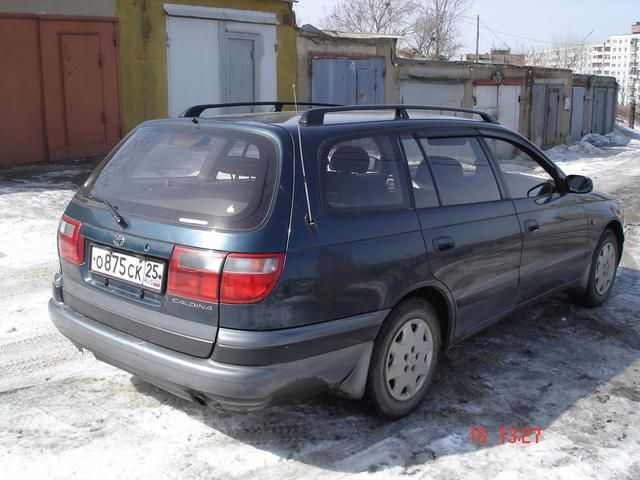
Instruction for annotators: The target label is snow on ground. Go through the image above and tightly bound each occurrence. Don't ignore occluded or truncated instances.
[0,133,639,480]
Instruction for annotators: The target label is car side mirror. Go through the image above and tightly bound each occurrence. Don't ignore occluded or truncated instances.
[565,174,593,194]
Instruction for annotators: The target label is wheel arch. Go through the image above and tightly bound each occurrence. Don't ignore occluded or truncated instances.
[389,283,456,349]
[604,219,624,258]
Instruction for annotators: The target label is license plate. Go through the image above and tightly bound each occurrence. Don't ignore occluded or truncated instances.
[90,245,165,292]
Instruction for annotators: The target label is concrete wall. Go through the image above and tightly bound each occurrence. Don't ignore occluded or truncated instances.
[0,0,116,16]
[397,59,577,147]
[296,31,399,103]
[116,0,296,132]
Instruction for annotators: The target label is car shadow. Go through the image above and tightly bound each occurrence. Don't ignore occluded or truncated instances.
[131,263,640,474]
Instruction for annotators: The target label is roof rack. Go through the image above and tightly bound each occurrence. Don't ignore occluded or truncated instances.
[298,104,499,126]
[180,101,341,118]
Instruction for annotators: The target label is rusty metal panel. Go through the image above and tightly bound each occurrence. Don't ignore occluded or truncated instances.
[0,18,47,164]
[40,19,121,161]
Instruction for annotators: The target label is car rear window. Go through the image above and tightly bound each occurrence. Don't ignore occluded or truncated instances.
[83,125,279,230]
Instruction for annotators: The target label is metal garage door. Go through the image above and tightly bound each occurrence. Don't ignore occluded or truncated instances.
[570,86,585,141]
[544,86,561,147]
[401,81,464,107]
[592,87,607,135]
[166,12,276,116]
[0,16,121,164]
[531,83,563,148]
[474,83,521,132]
[311,58,385,105]
[605,87,615,133]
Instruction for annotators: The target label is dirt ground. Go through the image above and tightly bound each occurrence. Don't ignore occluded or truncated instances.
[1,130,639,480]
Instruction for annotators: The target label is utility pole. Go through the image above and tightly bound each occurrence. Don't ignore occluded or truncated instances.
[475,14,480,63]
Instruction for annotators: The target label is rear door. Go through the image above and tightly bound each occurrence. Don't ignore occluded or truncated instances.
[481,132,590,302]
[403,131,522,338]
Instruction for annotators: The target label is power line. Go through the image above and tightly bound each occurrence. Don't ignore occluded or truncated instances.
[459,15,592,46]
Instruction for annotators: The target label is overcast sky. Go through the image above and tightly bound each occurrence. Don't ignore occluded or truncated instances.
[293,0,639,54]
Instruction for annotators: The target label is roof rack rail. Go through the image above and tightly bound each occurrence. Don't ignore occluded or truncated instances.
[180,101,341,118]
[298,104,499,126]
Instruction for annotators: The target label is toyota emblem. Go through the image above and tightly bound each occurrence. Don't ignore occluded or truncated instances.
[113,234,125,247]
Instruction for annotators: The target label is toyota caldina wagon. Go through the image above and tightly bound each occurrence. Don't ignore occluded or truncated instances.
[50,103,625,418]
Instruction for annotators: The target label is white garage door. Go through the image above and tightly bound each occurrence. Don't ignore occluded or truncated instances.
[166,6,277,116]
[401,81,464,108]
[474,84,521,132]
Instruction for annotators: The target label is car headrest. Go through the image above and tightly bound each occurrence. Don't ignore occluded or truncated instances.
[429,155,463,177]
[329,146,370,174]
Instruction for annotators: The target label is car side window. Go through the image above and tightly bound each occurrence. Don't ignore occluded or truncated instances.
[400,136,440,208]
[321,135,409,212]
[485,138,556,199]
[419,136,501,206]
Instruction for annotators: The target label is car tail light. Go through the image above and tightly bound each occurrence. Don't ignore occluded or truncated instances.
[220,253,284,304]
[167,246,226,302]
[58,215,85,264]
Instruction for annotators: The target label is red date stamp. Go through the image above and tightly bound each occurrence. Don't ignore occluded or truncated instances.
[470,427,543,445]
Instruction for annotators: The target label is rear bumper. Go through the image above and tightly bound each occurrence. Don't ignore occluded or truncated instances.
[49,298,384,409]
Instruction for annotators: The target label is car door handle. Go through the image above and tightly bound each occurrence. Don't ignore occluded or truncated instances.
[433,236,455,252]
[524,219,540,233]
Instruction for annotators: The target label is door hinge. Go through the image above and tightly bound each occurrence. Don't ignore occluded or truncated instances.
[101,111,106,124]
[113,31,118,47]
[518,95,521,103]
[98,53,103,68]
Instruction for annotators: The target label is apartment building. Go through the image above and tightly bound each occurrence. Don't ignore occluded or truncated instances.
[528,22,639,104]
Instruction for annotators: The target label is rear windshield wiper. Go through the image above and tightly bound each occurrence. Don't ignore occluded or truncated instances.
[87,194,128,229]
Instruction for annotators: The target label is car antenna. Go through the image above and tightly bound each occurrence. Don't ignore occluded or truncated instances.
[292,84,316,231]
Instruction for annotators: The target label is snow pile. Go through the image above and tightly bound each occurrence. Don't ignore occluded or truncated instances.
[580,131,630,147]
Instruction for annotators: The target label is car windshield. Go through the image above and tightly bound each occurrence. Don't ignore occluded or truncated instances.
[83,125,279,230]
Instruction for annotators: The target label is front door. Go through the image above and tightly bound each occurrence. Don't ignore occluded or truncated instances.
[482,134,590,302]
[403,133,522,337]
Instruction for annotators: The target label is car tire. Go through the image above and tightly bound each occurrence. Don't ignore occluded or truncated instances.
[576,229,620,307]
[366,298,441,419]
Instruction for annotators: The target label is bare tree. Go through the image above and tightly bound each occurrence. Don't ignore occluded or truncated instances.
[404,0,468,59]
[321,0,469,59]
[321,0,415,36]
[524,34,591,72]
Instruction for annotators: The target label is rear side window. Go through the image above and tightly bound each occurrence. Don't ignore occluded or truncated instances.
[420,137,501,206]
[85,125,278,230]
[320,135,409,212]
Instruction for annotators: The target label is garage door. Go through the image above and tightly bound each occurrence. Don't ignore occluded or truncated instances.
[311,58,385,105]
[474,83,521,132]
[0,16,122,164]
[166,13,277,116]
[401,81,464,108]
[570,86,585,141]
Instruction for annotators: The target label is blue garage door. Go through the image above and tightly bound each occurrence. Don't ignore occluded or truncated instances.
[311,58,385,105]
